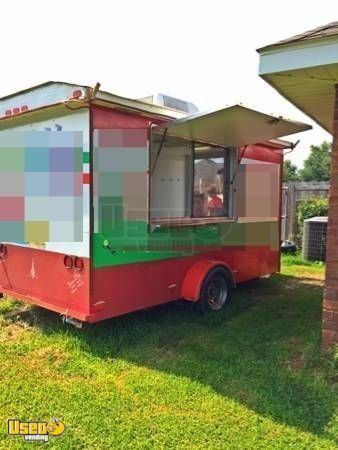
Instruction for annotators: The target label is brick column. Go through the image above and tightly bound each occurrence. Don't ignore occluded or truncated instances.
[322,84,338,348]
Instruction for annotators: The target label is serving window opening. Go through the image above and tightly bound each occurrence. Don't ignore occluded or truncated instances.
[193,143,232,218]
[150,132,234,222]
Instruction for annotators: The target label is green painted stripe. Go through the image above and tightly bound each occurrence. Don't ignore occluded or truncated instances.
[83,152,90,164]
[92,221,279,268]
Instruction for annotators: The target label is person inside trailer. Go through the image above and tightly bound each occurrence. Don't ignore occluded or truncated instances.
[207,186,225,217]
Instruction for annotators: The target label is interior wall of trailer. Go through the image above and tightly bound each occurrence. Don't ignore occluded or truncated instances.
[2,110,90,257]
[151,143,192,218]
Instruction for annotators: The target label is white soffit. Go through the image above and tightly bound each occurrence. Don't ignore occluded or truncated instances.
[258,36,338,133]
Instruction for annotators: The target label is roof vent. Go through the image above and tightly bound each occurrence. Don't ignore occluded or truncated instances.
[138,93,199,113]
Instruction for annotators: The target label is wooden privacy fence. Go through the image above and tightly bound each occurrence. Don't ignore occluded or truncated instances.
[282,181,329,241]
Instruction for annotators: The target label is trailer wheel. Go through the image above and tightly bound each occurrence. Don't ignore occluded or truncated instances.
[198,266,233,314]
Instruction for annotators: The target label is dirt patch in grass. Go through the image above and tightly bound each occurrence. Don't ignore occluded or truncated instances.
[289,352,305,371]
[287,338,306,371]
[3,305,37,324]
[20,346,69,375]
[0,321,32,343]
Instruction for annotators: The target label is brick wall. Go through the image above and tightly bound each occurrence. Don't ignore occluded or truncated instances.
[322,84,338,347]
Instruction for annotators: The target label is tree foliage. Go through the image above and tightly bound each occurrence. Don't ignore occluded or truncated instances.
[299,141,331,181]
[283,159,299,182]
[297,197,329,228]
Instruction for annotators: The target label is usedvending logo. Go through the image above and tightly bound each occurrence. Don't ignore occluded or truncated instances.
[8,418,65,442]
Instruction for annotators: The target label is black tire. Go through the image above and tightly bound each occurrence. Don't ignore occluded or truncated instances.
[197,266,233,314]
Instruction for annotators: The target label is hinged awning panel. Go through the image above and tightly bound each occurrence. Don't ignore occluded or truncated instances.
[153,105,311,147]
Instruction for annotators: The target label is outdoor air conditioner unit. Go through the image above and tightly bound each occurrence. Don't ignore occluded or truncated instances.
[302,216,328,262]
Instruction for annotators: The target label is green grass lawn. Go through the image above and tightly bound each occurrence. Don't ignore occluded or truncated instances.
[0,257,337,449]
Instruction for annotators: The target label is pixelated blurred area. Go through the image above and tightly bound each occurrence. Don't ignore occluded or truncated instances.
[0,131,83,243]
[93,129,148,237]
[235,162,279,218]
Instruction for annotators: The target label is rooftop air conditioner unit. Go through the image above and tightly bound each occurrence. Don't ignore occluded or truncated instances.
[138,93,199,114]
[302,216,328,262]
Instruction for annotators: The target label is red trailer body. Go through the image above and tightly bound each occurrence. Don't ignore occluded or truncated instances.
[0,82,311,323]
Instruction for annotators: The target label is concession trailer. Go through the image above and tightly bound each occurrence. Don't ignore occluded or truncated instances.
[0,82,311,325]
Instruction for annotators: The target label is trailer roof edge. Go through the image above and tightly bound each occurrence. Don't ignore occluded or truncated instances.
[0,81,188,120]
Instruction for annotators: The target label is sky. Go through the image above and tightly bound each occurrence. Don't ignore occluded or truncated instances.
[1,0,336,167]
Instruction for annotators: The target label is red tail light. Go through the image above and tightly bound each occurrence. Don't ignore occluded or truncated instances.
[72,90,82,99]
[63,255,73,269]
[0,244,7,259]
[74,257,84,271]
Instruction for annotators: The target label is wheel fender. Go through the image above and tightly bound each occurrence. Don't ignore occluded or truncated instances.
[181,260,235,302]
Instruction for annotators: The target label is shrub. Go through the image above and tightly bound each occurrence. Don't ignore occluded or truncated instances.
[296,197,329,246]
[297,197,329,226]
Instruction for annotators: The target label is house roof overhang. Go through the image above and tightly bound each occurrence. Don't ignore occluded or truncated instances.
[257,26,338,134]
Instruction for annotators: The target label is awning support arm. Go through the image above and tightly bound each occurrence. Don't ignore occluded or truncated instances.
[230,145,247,186]
[151,128,168,173]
